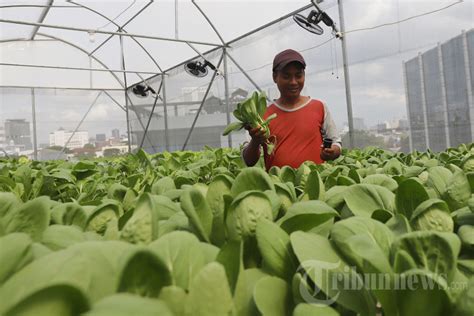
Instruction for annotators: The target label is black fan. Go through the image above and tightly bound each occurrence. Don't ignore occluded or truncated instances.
[132,83,157,98]
[293,9,336,35]
[184,60,217,78]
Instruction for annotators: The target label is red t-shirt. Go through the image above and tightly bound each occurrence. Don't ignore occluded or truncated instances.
[263,99,325,170]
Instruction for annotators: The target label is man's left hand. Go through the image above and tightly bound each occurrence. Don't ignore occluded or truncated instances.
[320,144,341,161]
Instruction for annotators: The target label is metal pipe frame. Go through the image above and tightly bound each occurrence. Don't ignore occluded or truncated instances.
[191,0,225,45]
[225,51,271,103]
[402,61,414,152]
[437,43,451,148]
[31,88,38,160]
[418,53,430,149]
[37,33,125,88]
[182,52,224,151]
[0,85,123,91]
[162,74,170,151]
[56,91,103,159]
[0,18,224,47]
[462,30,474,143]
[0,4,78,9]
[69,0,163,73]
[140,80,164,151]
[223,48,232,147]
[119,31,132,153]
[30,0,54,40]
[103,91,126,112]
[337,0,355,149]
[0,62,161,75]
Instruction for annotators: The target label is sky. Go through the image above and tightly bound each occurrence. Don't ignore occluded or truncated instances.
[1,0,473,145]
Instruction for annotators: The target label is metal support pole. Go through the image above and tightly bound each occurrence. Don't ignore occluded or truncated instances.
[338,0,354,149]
[402,62,413,152]
[462,30,474,142]
[119,30,132,153]
[103,90,126,112]
[182,54,224,151]
[56,91,102,159]
[223,48,232,147]
[140,81,163,151]
[175,0,179,39]
[31,88,38,160]
[162,74,170,151]
[438,43,451,148]
[225,52,271,103]
[418,53,430,150]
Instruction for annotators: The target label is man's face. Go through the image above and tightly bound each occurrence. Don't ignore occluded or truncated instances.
[273,62,305,99]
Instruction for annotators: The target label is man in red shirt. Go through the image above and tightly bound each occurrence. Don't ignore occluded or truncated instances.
[242,49,341,170]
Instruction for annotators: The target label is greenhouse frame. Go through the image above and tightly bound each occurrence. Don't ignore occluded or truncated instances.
[0,0,473,160]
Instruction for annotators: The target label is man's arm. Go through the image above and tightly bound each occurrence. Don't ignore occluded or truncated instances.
[320,102,342,161]
[242,126,267,166]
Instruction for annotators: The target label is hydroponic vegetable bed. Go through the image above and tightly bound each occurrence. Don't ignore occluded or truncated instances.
[0,145,473,316]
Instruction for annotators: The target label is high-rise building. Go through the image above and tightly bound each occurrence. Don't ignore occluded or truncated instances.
[4,119,32,149]
[0,126,5,144]
[404,29,474,152]
[96,134,106,142]
[49,128,89,149]
[353,117,367,131]
[111,129,120,140]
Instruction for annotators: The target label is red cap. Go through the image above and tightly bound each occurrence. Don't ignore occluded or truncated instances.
[272,49,306,72]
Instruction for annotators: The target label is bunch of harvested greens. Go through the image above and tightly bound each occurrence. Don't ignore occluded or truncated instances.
[222,91,277,154]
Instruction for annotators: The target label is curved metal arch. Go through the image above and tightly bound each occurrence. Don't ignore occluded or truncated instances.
[66,1,163,73]
[37,32,125,88]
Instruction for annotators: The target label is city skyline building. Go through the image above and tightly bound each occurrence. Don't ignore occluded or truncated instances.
[404,29,473,152]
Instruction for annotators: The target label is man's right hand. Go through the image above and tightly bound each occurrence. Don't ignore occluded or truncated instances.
[246,125,267,145]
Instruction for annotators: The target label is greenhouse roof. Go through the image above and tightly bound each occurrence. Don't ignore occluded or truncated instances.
[0,0,313,89]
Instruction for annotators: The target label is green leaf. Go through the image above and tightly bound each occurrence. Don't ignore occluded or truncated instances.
[305,170,325,200]
[4,196,50,241]
[231,167,275,197]
[207,174,233,245]
[4,283,90,316]
[0,233,33,285]
[41,225,89,251]
[0,241,132,313]
[50,202,87,229]
[233,269,268,316]
[290,232,376,316]
[362,174,398,192]
[223,121,245,136]
[343,184,395,217]
[453,277,474,316]
[391,231,460,283]
[395,270,452,316]
[385,214,412,236]
[410,199,453,232]
[443,171,471,211]
[395,178,430,219]
[253,276,292,316]
[84,293,172,316]
[117,249,171,298]
[148,231,212,290]
[216,240,243,294]
[185,262,234,316]
[458,225,474,251]
[180,188,213,242]
[426,166,452,196]
[120,193,161,245]
[256,219,298,281]
[158,286,187,316]
[226,191,273,240]
[293,303,340,316]
[85,200,122,235]
[151,176,176,195]
[277,201,338,234]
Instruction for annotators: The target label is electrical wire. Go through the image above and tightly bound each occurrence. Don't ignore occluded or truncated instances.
[95,0,137,31]
[344,0,464,35]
